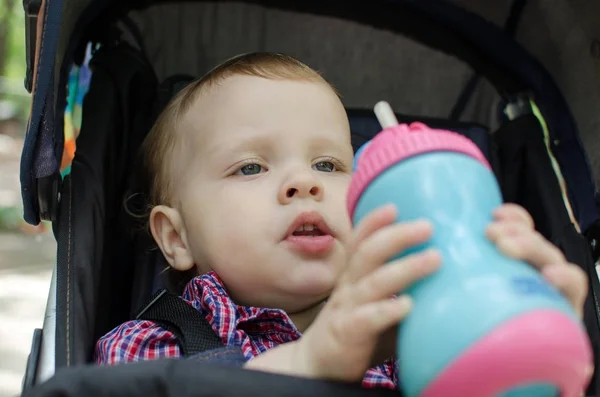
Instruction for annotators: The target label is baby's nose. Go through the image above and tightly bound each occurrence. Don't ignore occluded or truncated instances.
[279,171,324,203]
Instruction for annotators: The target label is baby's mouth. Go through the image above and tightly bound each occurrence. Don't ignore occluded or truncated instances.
[283,211,335,255]
[283,211,335,240]
[292,224,326,237]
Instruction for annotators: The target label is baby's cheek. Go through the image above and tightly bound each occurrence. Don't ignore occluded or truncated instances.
[335,214,353,247]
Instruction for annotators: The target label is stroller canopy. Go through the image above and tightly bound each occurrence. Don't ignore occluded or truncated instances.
[20,0,600,230]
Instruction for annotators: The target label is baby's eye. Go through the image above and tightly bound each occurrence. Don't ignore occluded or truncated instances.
[313,161,336,172]
[236,163,264,176]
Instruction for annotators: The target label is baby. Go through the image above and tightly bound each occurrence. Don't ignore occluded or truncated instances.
[95,52,588,388]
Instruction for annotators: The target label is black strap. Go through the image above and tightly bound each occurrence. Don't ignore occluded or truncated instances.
[449,0,528,121]
[136,289,224,356]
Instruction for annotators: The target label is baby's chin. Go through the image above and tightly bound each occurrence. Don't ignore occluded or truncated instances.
[282,266,338,300]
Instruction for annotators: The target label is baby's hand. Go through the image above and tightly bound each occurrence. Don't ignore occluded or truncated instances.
[486,203,588,318]
[293,204,441,382]
[245,204,440,381]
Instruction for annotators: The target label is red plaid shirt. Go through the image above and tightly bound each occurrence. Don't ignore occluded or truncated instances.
[95,271,397,389]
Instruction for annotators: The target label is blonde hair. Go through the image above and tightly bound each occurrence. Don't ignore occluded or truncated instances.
[142,52,337,209]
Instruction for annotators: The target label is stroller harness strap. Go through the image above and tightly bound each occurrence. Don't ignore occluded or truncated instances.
[136,289,224,356]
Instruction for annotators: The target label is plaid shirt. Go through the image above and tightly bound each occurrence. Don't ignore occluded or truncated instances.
[95,271,397,389]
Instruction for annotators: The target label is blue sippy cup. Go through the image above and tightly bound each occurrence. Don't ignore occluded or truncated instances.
[346,102,592,397]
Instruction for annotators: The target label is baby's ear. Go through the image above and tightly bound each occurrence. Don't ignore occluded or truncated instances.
[149,205,195,271]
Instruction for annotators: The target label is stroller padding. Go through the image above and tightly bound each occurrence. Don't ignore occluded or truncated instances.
[54,39,159,368]
[23,357,402,397]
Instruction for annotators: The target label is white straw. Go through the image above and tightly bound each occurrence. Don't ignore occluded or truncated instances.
[374,101,398,129]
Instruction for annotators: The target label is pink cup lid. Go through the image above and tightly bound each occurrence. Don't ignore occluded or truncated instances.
[347,122,491,218]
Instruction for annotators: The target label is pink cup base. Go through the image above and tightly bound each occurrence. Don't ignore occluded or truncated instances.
[418,310,592,397]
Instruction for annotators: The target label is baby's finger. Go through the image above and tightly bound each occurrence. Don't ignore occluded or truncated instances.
[345,220,433,283]
[351,204,398,248]
[486,221,531,241]
[493,204,535,229]
[347,296,413,343]
[495,232,565,269]
[352,250,441,304]
[543,263,588,318]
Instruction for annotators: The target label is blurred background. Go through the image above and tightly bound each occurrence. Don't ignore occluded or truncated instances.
[0,1,55,396]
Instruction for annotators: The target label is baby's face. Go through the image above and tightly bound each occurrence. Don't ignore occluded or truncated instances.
[175,75,354,313]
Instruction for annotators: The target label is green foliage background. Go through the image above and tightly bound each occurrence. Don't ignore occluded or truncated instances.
[2,0,26,80]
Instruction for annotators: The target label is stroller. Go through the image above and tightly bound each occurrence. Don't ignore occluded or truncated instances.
[17,0,600,396]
